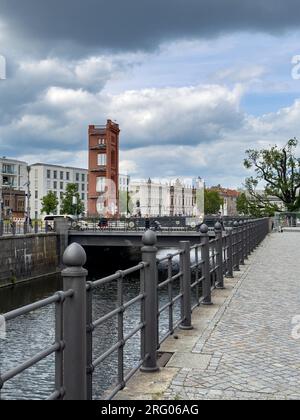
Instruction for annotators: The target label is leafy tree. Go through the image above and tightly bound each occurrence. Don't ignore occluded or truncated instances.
[244,138,300,214]
[204,189,224,215]
[236,193,250,215]
[40,191,59,215]
[61,183,85,216]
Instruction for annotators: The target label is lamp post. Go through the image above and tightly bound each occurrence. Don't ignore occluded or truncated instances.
[26,166,31,231]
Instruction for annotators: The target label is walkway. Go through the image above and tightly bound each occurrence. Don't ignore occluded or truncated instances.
[117,232,300,400]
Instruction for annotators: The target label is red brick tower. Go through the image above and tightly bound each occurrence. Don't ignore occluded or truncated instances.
[88,120,120,217]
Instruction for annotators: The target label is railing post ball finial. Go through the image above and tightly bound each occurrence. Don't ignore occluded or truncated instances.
[214,222,222,231]
[142,230,157,247]
[200,223,209,234]
[63,243,87,267]
[239,220,243,226]
[233,221,239,228]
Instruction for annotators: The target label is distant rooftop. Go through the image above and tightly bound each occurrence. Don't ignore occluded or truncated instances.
[30,163,88,171]
[0,157,28,165]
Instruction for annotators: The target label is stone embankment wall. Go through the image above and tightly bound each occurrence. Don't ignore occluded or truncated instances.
[0,233,59,288]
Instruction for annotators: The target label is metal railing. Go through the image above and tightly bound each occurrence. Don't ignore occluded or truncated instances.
[0,221,52,237]
[0,218,270,400]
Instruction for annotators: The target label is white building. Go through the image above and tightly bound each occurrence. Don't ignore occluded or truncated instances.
[0,157,28,190]
[29,163,89,219]
[128,178,205,218]
[119,173,130,192]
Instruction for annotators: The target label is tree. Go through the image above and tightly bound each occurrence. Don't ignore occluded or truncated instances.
[244,139,300,215]
[61,183,85,216]
[41,191,59,215]
[236,193,250,216]
[204,189,224,215]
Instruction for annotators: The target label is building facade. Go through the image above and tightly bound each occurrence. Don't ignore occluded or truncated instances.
[210,186,240,216]
[29,164,88,219]
[0,157,28,220]
[88,120,120,217]
[128,178,205,218]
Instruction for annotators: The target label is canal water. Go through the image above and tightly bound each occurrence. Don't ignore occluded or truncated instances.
[0,247,193,400]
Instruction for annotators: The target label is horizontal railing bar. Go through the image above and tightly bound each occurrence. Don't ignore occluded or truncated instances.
[3,290,73,321]
[1,342,61,384]
[91,263,148,288]
[190,243,203,250]
[93,342,121,368]
[190,260,204,269]
[191,276,205,289]
[93,321,144,369]
[157,250,184,263]
[158,272,183,290]
[92,294,145,329]
[46,389,65,401]
[158,293,183,315]
[124,294,145,310]
[124,322,145,343]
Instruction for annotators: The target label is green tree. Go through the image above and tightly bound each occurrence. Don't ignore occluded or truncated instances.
[61,183,85,216]
[204,189,224,215]
[244,138,300,214]
[40,191,59,215]
[236,193,250,216]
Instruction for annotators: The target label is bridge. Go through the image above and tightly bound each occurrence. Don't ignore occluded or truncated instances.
[3,218,297,400]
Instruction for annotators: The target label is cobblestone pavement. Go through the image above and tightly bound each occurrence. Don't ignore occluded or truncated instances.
[163,233,300,400]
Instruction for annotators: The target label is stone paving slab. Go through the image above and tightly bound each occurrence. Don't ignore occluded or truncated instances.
[116,233,300,400]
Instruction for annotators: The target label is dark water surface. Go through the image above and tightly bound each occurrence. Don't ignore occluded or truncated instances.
[0,247,186,400]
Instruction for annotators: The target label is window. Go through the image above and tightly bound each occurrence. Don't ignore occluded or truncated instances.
[60,192,64,199]
[17,199,24,212]
[66,172,70,181]
[96,177,106,193]
[35,191,38,199]
[47,181,51,189]
[60,182,64,190]
[35,180,38,189]
[35,169,38,179]
[60,171,64,180]
[76,173,80,182]
[82,174,85,182]
[97,154,107,166]
[47,170,51,179]
[53,171,57,179]
[81,193,85,201]
[53,181,57,190]
[82,184,85,191]
[98,138,105,145]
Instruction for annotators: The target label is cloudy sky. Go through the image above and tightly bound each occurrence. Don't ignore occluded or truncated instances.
[1,0,300,187]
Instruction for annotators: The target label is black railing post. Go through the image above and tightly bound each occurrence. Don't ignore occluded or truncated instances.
[239,221,245,265]
[62,243,88,400]
[141,230,159,372]
[179,241,193,330]
[34,220,39,234]
[226,227,234,278]
[215,222,224,289]
[86,282,93,400]
[0,220,3,237]
[200,224,212,305]
[233,221,240,271]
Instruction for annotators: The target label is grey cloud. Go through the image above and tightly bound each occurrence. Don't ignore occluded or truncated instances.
[1,0,300,54]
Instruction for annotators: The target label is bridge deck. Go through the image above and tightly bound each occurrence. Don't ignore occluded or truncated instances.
[116,232,300,400]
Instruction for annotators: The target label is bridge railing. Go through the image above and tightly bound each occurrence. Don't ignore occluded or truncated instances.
[0,218,270,400]
[0,220,52,237]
